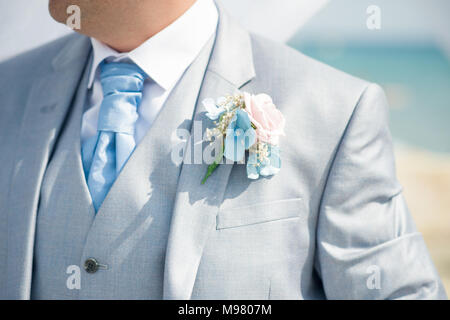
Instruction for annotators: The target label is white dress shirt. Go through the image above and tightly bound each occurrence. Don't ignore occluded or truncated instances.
[81,0,218,145]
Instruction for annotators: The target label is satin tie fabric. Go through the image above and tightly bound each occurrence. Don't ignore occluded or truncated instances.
[82,62,147,211]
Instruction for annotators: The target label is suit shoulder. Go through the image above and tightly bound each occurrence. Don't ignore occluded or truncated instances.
[248,34,382,159]
[0,33,82,79]
[0,33,85,131]
[249,33,370,109]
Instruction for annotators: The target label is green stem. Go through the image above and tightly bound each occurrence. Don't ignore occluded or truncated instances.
[201,145,225,184]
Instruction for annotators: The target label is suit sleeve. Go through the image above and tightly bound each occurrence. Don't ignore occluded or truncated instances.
[315,83,447,299]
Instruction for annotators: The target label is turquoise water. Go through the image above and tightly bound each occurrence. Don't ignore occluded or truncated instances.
[288,42,450,153]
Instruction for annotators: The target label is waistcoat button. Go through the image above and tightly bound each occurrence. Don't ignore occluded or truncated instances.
[84,258,99,274]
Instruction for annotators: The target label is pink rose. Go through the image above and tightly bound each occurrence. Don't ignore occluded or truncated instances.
[244,92,285,145]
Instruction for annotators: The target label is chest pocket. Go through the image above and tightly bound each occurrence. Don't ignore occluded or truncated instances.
[216,198,303,230]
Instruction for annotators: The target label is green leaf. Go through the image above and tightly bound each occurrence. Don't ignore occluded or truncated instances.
[201,162,219,185]
[201,144,225,184]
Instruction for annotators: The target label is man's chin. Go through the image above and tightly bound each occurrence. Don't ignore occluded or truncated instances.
[48,0,66,24]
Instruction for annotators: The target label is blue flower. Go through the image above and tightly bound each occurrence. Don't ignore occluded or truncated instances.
[203,98,225,120]
[224,109,256,162]
[246,144,281,179]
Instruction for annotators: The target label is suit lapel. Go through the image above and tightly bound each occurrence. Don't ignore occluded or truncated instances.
[6,35,92,299]
[163,3,256,299]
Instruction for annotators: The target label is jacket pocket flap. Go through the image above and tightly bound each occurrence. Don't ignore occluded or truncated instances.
[217,198,303,230]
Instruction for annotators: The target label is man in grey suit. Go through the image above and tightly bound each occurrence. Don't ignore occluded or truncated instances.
[0,0,446,299]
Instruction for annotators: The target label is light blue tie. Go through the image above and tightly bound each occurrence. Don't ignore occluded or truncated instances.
[82,62,147,211]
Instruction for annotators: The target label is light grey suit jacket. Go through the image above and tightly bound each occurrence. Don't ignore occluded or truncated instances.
[0,4,447,299]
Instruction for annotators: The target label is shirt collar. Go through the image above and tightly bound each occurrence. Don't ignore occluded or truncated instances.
[88,0,218,90]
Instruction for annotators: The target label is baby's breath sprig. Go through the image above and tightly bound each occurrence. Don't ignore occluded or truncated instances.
[249,141,269,166]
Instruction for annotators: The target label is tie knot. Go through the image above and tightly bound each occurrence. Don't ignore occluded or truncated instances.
[97,62,148,135]
[100,62,147,94]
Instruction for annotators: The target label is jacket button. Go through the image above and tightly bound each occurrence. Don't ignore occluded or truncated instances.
[84,258,99,274]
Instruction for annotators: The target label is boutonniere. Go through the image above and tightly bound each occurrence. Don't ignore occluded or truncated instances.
[201,92,286,184]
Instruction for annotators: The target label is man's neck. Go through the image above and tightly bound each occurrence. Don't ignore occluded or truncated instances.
[102,0,197,53]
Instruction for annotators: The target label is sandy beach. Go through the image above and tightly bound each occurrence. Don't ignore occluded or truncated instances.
[394,144,450,294]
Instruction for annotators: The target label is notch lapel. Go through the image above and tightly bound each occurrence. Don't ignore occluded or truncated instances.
[163,3,256,299]
[6,34,92,299]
